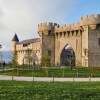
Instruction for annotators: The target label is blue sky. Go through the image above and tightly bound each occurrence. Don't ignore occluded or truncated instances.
[0,0,100,51]
[66,0,100,23]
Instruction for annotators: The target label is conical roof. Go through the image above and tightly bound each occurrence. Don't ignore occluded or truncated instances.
[12,34,19,41]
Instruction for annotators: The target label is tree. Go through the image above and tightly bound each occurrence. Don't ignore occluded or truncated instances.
[24,50,37,68]
[41,55,51,67]
[11,53,19,75]
[67,56,75,70]
[12,53,18,69]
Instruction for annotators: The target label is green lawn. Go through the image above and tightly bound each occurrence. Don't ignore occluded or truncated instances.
[0,81,100,100]
[0,67,100,77]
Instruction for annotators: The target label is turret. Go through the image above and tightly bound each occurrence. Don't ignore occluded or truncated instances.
[12,33,19,54]
[38,22,57,36]
[38,23,57,62]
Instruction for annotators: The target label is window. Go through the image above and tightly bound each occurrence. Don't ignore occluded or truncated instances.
[64,32,66,37]
[48,50,51,56]
[56,33,58,38]
[97,24,100,30]
[84,49,88,56]
[48,30,51,35]
[98,25,100,30]
[72,31,74,36]
[84,49,87,56]
[23,43,30,47]
[23,44,27,47]
[98,38,100,45]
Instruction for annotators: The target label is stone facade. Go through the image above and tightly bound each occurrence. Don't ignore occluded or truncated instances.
[12,14,100,67]
[12,38,41,65]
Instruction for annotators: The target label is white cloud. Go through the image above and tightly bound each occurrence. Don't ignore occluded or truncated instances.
[0,0,79,51]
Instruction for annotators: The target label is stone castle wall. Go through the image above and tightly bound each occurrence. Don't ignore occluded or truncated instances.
[15,41,41,65]
[88,28,100,67]
[38,14,100,67]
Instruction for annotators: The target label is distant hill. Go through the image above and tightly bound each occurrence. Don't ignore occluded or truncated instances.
[1,51,13,63]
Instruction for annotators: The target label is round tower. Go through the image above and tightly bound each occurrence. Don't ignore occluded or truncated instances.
[38,23,57,62]
[12,34,19,54]
[38,22,57,36]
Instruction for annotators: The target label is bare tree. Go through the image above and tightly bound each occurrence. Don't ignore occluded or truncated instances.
[24,50,37,68]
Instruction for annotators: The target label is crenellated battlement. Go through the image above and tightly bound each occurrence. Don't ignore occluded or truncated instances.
[80,14,100,20]
[38,22,53,32]
[38,22,58,36]
[80,14,100,26]
[54,14,100,33]
[38,14,100,36]
[38,22,54,27]
[54,23,80,33]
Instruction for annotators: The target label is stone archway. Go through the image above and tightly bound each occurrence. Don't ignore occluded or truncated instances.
[55,33,82,67]
[60,44,75,66]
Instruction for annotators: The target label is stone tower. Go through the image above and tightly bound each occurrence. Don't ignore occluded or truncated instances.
[12,34,19,54]
[80,14,100,67]
[38,23,57,63]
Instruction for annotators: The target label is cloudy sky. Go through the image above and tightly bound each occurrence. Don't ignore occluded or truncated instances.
[0,0,100,51]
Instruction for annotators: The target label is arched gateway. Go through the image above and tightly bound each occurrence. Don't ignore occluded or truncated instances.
[60,44,75,66]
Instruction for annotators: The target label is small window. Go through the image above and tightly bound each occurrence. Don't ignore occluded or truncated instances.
[48,30,51,35]
[23,43,30,47]
[98,25,100,30]
[97,24,100,30]
[84,49,87,56]
[85,49,87,55]
[98,38,100,45]
[48,50,51,56]
[64,32,66,37]
[72,31,74,36]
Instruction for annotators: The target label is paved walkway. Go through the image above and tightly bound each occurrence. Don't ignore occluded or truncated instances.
[0,75,100,82]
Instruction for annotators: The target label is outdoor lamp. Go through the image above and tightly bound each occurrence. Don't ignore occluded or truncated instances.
[0,44,2,49]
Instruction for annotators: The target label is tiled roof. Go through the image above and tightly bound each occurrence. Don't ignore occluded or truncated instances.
[17,38,40,44]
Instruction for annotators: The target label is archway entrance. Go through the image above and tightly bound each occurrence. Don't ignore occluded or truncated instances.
[60,44,75,66]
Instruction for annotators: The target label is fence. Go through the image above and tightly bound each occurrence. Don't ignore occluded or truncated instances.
[0,75,100,82]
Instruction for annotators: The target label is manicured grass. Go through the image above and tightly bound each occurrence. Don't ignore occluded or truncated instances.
[0,67,100,77]
[0,81,100,100]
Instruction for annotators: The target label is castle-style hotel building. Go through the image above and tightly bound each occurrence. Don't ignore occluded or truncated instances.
[12,14,100,67]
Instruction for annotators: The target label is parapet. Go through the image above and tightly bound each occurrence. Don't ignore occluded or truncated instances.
[54,23,80,33]
[54,14,100,33]
[38,22,58,32]
[80,14,100,26]
[38,14,100,34]
[38,22,58,36]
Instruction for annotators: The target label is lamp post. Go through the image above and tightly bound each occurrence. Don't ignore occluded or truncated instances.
[0,44,2,49]
[0,44,2,66]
